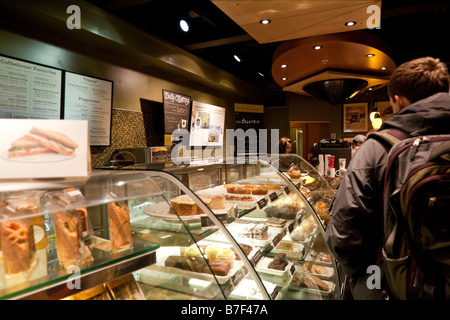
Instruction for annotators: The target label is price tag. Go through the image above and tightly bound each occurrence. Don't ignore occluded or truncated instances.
[290,265,296,275]
[284,186,290,195]
[251,250,264,266]
[288,222,295,233]
[257,198,268,210]
[231,268,245,286]
[269,192,278,202]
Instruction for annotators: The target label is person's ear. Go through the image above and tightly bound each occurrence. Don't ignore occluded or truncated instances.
[394,95,411,109]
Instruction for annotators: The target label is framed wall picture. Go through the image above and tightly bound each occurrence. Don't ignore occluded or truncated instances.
[343,102,368,133]
[375,101,394,121]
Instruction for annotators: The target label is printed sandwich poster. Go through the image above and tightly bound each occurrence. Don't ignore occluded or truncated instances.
[0,119,89,179]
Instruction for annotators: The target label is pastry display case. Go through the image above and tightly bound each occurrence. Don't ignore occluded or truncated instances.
[270,154,337,227]
[0,157,341,300]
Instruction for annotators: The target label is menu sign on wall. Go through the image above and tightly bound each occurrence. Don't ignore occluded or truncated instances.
[234,103,264,156]
[163,90,191,139]
[189,100,225,147]
[0,55,62,119]
[64,72,113,146]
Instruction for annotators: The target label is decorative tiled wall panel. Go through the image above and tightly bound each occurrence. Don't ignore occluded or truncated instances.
[90,108,147,168]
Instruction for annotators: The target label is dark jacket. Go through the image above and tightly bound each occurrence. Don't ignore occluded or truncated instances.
[325,92,450,299]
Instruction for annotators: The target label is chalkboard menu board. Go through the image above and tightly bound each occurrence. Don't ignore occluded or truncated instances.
[0,55,62,119]
[163,90,191,137]
[64,72,113,146]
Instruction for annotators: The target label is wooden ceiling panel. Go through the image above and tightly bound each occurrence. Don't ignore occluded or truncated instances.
[211,0,382,44]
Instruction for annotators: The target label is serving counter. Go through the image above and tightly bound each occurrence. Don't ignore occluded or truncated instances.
[0,157,341,300]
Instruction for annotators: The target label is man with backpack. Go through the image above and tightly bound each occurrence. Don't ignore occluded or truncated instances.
[325,56,450,300]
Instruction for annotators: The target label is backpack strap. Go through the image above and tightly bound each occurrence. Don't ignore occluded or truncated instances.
[368,129,409,149]
[368,129,410,259]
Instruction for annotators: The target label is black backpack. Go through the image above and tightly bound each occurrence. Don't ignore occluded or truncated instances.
[369,129,450,300]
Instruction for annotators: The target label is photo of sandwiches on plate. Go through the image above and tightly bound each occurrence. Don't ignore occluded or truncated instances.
[7,127,78,159]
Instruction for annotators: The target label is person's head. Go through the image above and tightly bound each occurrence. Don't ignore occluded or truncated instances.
[388,57,449,113]
[352,134,366,149]
[279,137,293,154]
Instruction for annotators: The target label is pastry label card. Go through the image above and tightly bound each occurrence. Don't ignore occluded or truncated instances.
[0,119,89,179]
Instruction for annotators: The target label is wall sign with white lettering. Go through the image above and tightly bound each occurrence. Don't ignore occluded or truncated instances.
[64,72,113,146]
[0,55,62,119]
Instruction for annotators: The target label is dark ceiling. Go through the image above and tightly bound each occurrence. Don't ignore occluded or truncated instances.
[85,0,450,93]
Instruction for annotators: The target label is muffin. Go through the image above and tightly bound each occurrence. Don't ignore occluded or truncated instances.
[185,244,203,257]
[205,244,222,261]
[217,248,236,268]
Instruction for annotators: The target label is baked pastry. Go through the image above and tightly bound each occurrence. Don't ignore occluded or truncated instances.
[230,243,253,260]
[165,255,192,270]
[237,222,268,240]
[251,187,268,195]
[290,226,308,241]
[225,195,253,202]
[217,248,235,268]
[227,186,251,195]
[292,273,329,291]
[265,205,297,220]
[268,253,288,270]
[310,264,329,276]
[276,241,294,251]
[170,195,198,216]
[206,260,230,276]
[185,244,203,257]
[197,195,212,214]
[0,215,36,275]
[53,210,82,266]
[108,201,133,251]
[261,185,282,190]
[205,244,222,261]
[265,217,287,228]
[286,170,301,179]
[201,195,225,209]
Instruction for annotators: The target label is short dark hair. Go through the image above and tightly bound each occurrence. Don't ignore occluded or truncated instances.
[388,57,449,103]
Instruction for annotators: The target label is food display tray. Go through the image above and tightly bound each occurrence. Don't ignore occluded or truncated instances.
[204,225,280,248]
[150,246,243,285]
[304,251,333,266]
[228,279,277,300]
[270,240,304,261]
[255,257,293,277]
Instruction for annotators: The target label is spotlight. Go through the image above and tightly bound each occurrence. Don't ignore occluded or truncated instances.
[179,19,189,32]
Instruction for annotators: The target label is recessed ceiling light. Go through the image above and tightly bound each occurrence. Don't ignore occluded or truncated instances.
[233,54,241,62]
[313,45,322,50]
[345,21,356,26]
[260,19,271,25]
[366,54,375,57]
[179,19,189,32]
[281,64,287,68]
[282,77,287,81]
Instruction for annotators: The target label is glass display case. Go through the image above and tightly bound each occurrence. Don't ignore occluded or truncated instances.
[0,157,341,300]
[270,154,337,227]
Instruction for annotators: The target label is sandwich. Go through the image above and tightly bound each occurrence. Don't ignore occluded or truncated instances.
[24,127,78,155]
[7,127,78,158]
[8,136,52,158]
